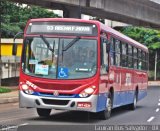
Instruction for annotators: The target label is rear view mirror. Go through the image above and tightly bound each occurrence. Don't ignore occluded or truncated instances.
[12,32,24,56]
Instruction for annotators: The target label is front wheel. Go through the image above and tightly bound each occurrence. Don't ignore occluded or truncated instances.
[98,93,112,120]
[36,108,51,117]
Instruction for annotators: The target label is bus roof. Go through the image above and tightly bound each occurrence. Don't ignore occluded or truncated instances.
[27,18,148,52]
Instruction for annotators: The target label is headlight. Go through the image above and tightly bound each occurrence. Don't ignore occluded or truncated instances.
[22,84,29,90]
[84,88,94,94]
[79,86,96,98]
[21,84,34,95]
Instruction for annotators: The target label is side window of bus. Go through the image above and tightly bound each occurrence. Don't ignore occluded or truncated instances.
[100,37,109,74]
[110,37,115,65]
[138,49,142,70]
[115,39,121,66]
[133,47,138,69]
[121,43,128,67]
[141,51,146,70]
[146,53,149,71]
[128,45,133,68]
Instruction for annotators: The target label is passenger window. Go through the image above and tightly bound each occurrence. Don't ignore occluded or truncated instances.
[115,40,121,66]
[128,45,133,68]
[100,38,109,74]
[142,51,146,70]
[115,40,120,53]
[110,38,115,65]
[146,53,149,70]
[121,43,128,67]
[138,49,142,70]
[133,47,138,69]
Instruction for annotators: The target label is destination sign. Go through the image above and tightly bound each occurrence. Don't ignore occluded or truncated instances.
[26,22,97,36]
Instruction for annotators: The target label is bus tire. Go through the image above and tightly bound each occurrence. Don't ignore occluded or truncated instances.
[98,92,112,120]
[128,91,138,110]
[36,108,51,117]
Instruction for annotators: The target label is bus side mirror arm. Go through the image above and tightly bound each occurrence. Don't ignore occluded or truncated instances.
[12,32,24,56]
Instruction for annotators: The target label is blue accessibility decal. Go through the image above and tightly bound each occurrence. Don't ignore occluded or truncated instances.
[58,67,69,78]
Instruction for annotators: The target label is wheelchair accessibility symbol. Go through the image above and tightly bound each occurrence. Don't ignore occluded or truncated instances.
[58,67,68,78]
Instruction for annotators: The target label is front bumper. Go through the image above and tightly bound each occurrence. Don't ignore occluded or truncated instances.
[19,91,98,112]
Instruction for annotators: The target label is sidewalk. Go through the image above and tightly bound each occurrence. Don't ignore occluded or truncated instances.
[148,81,160,86]
[0,81,160,104]
[0,90,18,104]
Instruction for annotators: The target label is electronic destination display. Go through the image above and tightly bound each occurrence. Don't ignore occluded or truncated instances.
[26,22,98,36]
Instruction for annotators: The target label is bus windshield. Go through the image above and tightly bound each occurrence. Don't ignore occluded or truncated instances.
[22,37,97,79]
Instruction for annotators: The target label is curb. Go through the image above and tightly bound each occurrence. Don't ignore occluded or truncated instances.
[0,97,18,104]
[148,83,160,86]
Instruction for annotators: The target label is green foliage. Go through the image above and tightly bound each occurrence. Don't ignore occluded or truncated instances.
[1,0,60,38]
[1,23,22,38]
[0,87,11,93]
[119,26,160,50]
[148,70,160,80]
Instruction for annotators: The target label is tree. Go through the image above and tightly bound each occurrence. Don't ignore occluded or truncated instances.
[145,34,160,80]
[1,0,60,38]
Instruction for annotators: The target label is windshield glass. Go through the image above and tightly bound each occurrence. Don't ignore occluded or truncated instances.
[22,37,97,79]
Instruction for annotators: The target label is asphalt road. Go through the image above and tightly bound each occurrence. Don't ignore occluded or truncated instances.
[0,86,160,131]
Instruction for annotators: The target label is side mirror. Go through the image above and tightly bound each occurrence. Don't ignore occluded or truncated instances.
[12,32,23,56]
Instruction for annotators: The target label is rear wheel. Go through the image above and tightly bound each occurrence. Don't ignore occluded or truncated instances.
[98,92,112,120]
[36,108,51,117]
[128,91,138,110]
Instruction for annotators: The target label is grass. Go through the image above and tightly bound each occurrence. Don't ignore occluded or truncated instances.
[149,70,160,80]
[0,87,11,93]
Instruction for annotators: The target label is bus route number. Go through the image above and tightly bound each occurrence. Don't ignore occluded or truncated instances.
[47,26,54,31]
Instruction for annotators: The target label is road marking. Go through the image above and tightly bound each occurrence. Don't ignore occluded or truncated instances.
[147,116,155,122]
[0,123,28,131]
[19,123,29,126]
[156,108,160,112]
[158,103,160,106]
[0,126,18,131]
[159,99,160,102]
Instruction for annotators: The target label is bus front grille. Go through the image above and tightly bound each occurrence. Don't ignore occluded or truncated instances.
[41,98,69,106]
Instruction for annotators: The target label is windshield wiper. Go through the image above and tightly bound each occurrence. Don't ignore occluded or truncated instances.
[62,36,81,51]
[40,35,54,52]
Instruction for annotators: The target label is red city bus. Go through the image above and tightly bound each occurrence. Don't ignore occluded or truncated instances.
[14,18,148,120]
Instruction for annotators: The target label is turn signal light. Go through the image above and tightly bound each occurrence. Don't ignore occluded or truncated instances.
[21,84,34,95]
